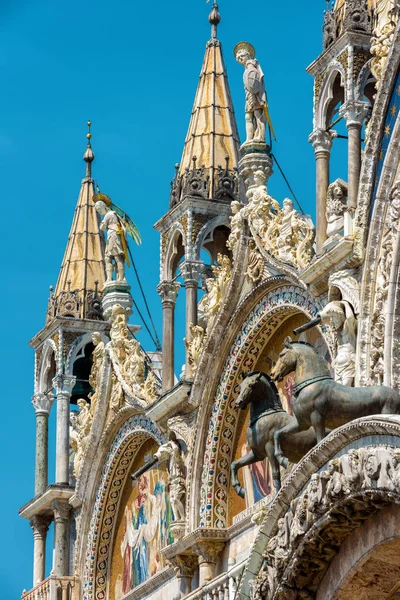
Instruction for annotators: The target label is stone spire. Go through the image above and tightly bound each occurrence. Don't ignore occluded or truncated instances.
[176,2,240,201]
[49,122,106,321]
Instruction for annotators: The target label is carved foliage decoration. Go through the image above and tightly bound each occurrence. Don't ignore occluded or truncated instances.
[250,446,400,600]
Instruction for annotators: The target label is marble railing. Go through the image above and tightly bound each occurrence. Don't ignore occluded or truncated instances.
[184,560,245,600]
[21,575,80,600]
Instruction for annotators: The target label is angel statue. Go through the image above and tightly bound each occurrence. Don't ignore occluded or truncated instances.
[93,191,141,283]
[234,41,275,144]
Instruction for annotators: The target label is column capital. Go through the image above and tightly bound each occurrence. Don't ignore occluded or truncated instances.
[52,375,76,396]
[339,100,370,128]
[180,260,203,285]
[30,515,52,537]
[193,540,225,565]
[52,499,71,522]
[309,128,337,153]
[157,281,180,304]
[168,554,198,578]
[32,393,54,415]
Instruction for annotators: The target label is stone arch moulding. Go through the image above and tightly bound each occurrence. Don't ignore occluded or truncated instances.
[162,224,186,281]
[194,214,231,259]
[37,339,58,394]
[195,284,328,530]
[82,415,166,600]
[238,414,400,600]
[316,63,346,130]
[65,332,109,375]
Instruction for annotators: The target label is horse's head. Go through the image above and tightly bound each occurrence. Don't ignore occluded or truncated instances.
[270,337,297,382]
[236,372,263,410]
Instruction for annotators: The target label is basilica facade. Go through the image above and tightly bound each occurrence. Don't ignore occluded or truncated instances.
[19,1,400,599]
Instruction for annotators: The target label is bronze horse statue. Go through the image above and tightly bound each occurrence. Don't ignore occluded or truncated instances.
[271,339,400,467]
[231,371,319,496]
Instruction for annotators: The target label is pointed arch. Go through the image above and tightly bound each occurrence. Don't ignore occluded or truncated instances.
[316,63,347,130]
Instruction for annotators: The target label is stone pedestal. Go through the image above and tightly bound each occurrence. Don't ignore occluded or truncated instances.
[30,515,52,585]
[52,500,71,577]
[170,520,185,541]
[53,375,76,486]
[102,280,133,320]
[32,393,54,496]
[238,142,273,187]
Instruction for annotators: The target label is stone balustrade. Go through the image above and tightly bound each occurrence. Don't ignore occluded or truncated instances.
[21,575,80,600]
[183,560,245,600]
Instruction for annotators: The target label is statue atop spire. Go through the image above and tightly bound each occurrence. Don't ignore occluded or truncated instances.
[234,42,275,145]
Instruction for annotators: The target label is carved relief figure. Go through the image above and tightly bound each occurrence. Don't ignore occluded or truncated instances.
[370,5,398,88]
[73,398,93,476]
[245,240,264,284]
[154,438,186,522]
[326,180,347,238]
[227,200,244,254]
[89,332,105,415]
[198,254,232,333]
[319,300,357,386]
[185,324,206,375]
[235,42,267,143]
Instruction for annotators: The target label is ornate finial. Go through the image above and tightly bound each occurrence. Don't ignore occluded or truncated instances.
[84,120,94,177]
[209,1,221,39]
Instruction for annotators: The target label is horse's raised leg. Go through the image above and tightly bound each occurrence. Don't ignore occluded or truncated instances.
[310,410,326,442]
[274,418,300,468]
[231,449,259,498]
[266,443,281,493]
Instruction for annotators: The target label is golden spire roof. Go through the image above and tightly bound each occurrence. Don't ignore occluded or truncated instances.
[51,123,106,320]
[178,3,240,198]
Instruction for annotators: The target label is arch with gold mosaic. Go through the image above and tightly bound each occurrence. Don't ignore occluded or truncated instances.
[82,415,166,600]
[191,282,330,529]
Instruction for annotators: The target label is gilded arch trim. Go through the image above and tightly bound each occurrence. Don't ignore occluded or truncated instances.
[82,416,165,600]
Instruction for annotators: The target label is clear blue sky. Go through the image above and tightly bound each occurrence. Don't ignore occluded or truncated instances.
[1,1,346,598]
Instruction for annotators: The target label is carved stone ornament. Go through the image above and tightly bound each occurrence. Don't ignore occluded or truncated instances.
[325,179,348,239]
[52,499,71,522]
[198,253,232,334]
[226,200,246,255]
[249,446,400,600]
[155,440,186,522]
[32,393,54,415]
[370,180,400,383]
[185,323,207,375]
[157,280,180,304]
[193,541,226,565]
[319,299,357,386]
[30,515,52,537]
[73,398,93,477]
[108,303,159,403]
[246,239,264,284]
[168,554,198,578]
[242,168,315,270]
[371,6,399,90]
[167,413,197,447]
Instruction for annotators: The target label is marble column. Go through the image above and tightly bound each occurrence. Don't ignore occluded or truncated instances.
[158,282,180,392]
[181,261,202,379]
[30,515,52,586]
[194,541,225,586]
[169,554,198,598]
[340,100,369,210]
[52,500,71,577]
[32,393,54,496]
[309,129,337,253]
[53,375,76,485]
